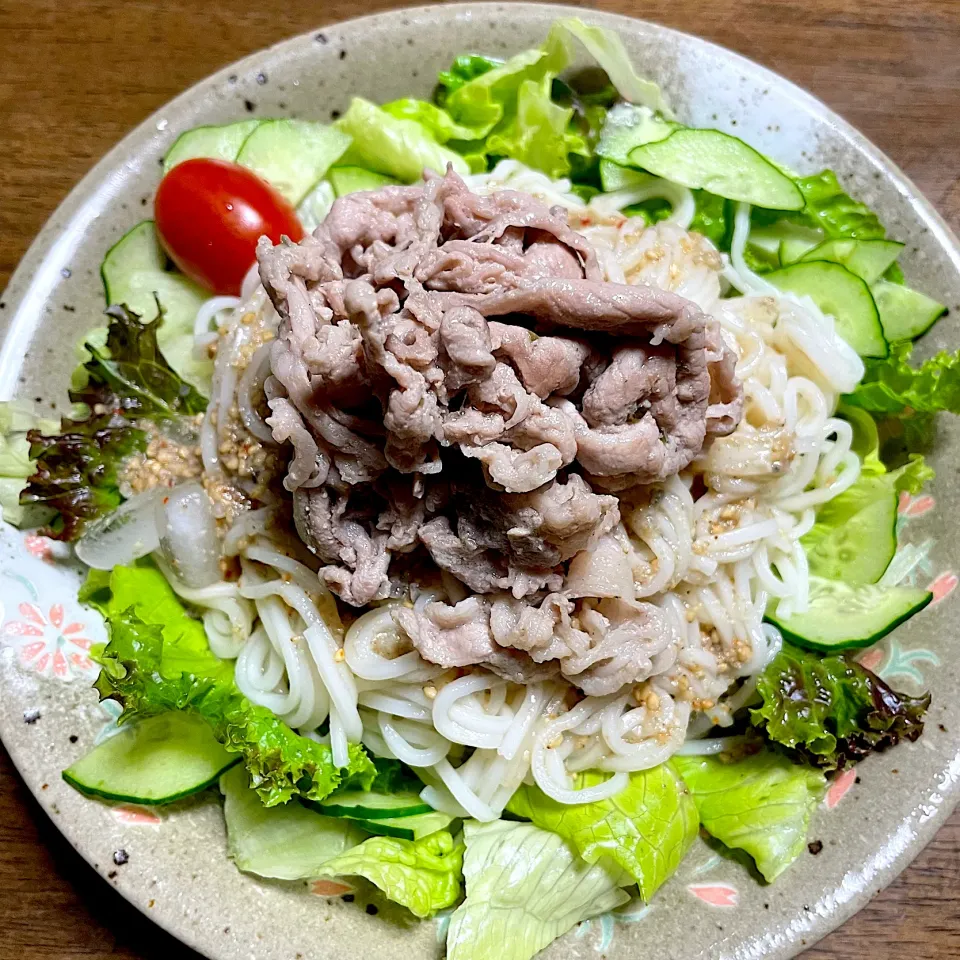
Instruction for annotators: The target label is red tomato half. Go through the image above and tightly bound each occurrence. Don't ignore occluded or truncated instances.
[155,158,304,295]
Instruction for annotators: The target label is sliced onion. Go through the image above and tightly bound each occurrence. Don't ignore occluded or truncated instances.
[75,488,163,570]
[155,481,221,588]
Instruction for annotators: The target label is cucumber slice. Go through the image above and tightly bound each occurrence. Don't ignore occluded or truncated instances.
[309,788,432,820]
[63,713,237,804]
[328,166,399,197]
[800,238,904,285]
[101,220,212,389]
[779,236,820,265]
[628,129,804,211]
[766,261,888,358]
[354,810,455,841]
[598,158,654,193]
[597,103,676,167]
[163,120,262,173]
[236,119,351,206]
[766,577,932,652]
[872,279,946,342]
[803,476,897,583]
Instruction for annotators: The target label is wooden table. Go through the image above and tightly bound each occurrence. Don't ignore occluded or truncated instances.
[1,0,959,957]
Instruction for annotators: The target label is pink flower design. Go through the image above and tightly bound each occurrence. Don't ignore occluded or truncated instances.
[898,493,935,517]
[857,648,885,672]
[687,883,739,908]
[2,602,97,680]
[927,572,958,605]
[23,534,54,561]
[825,768,857,809]
[112,805,163,826]
[310,879,354,897]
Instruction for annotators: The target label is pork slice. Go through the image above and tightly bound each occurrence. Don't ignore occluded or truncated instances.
[418,515,564,598]
[489,322,591,399]
[705,320,743,437]
[416,240,529,295]
[460,441,566,494]
[487,592,677,695]
[292,487,392,606]
[436,276,704,345]
[396,597,558,684]
[438,306,496,393]
[344,280,442,474]
[257,234,343,318]
[266,397,329,491]
[271,339,388,485]
[557,599,675,695]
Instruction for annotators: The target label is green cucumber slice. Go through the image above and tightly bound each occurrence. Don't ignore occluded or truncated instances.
[597,103,676,167]
[101,220,212,389]
[802,475,898,583]
[328,166,399,197]
[872,279,946,342]
[766,261,887,358]
[63,713,237,804]
[779,236,820,265]
[627,129,804,211]
[236,119,351,206]
[598,158,657,193]
[800,238,904,285]
[766,577,932,652]
[354,810,455,841]
[163,120,262,173]
[309,788,432,820]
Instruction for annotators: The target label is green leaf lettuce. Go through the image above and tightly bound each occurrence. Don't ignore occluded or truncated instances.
[506,763,698,900]
[89,564,375,806]
[21,304,206,541]
[446,820,630,960]
[314,829,463,918]
[751,643,930,770]
[674,748,826,882]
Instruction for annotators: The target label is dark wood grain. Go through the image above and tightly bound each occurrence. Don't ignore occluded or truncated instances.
[1,1,959,958]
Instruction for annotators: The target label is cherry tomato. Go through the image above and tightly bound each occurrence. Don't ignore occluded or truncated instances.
[154,158,304,295]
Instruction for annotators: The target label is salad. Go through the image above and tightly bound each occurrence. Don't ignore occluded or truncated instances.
[3,17,957,960]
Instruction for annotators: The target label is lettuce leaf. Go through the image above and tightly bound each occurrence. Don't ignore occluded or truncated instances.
[436,55,502,107]
[554,17,672,116]
[844,340,960,417]
[751,643,930,770]
[89,564,375,805]
[438,19,671,180]
[314,829,463,918]
[382,99,494,143]
[443,26,570,130]
[0,402,58,526]
[673,749,826,882]
[335,97,470,182]
[82,563,232,681]
[21,304,206,541]
[447,820,629,960]
[690,191,733,248]
[790,170,886,240]
[485,78,586,180]
[220,764,367,880]
[506,763,697,900]
[842,340,960,462]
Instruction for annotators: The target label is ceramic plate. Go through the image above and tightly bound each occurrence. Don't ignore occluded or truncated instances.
[1,5,958,959]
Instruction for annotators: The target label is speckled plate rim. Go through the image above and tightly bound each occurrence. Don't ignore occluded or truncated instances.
[0,5,958,960]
